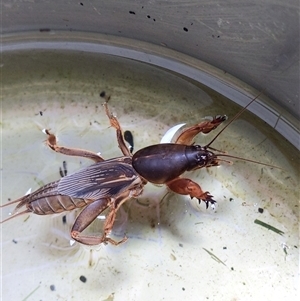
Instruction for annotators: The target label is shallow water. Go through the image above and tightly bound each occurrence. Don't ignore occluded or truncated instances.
[1,50,299,301]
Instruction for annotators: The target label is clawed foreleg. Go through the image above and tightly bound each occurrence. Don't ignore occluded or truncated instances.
[167,177,217,209]
[175,115,227,145]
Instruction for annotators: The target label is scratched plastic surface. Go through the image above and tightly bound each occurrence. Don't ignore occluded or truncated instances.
[1,50,299,301]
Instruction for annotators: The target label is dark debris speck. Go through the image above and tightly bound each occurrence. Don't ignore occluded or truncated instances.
[12,239,18,244]
[124,130,134,153]
[258,208,264,213]
[39,28,51,32]
[129,11,136,15]
[183,27,188,32]
[50,285,55,291]
[62,215,67,224]
[80,275,87,283]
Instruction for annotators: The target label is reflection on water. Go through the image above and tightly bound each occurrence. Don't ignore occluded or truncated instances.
[1,50,299,301]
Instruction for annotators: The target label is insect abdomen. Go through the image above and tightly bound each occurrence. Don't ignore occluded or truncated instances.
[27,195,92,215]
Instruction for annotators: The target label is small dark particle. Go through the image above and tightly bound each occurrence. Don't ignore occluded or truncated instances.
[182,287,185,291]
[63,160,67,176]
[50,285,55,291]
[294,246,298,248]
[153,18,156,21]
[229,198,234,202]
[12,239,18,244]
[223,246,227,249]
[129,11,136,15]
[179,243,183,247]
[231,267,234,271]
[258,208,264,213]
[39,28,51,32]
[80,275,87,283]
[39,111,43,116]
[147,15,151,18]
[62,215,67,224]
[59,167,64,178]
[80,2,83,5]
[183,27,188,32]
[100,91,106,98]
[124,130,134,153]
[59,161,67,177]
[150,218,155,228]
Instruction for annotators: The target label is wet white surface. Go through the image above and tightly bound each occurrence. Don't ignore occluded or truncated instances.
[1,51,299,301]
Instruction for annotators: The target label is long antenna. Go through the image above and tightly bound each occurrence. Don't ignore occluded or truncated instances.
[205,91,264,149]
[215,153,283,170]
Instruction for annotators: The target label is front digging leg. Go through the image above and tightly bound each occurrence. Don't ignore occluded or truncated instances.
[175,115,227,145]
[167,177,217,209]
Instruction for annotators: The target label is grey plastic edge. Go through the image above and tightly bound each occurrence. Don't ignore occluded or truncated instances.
[2,40,299,150]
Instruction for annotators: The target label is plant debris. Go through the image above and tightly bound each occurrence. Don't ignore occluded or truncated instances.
[203,248,226,266]
[254,219,284,235]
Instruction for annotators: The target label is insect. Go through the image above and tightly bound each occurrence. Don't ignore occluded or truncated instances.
[1,91,276,246]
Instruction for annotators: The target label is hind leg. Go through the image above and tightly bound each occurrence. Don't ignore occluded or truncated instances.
[100,92,131,157]
[45,130,104,163]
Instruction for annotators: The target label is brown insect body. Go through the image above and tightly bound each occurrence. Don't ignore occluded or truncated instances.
[1,92,269,246]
